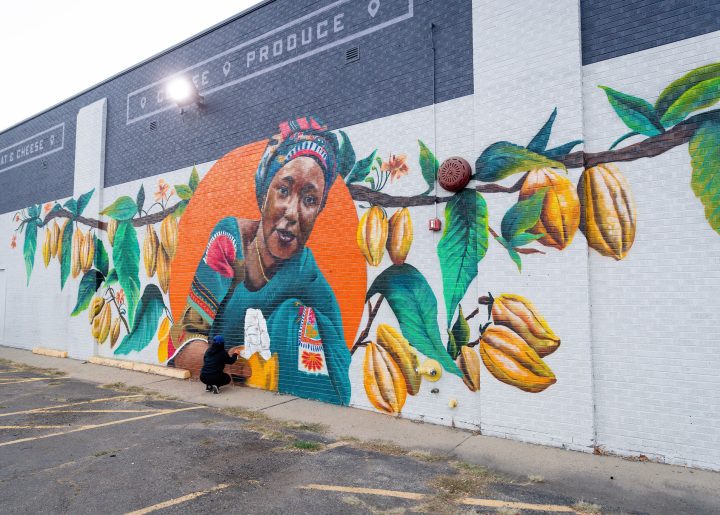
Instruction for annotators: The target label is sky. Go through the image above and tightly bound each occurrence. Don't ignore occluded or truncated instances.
[0,0,264,132]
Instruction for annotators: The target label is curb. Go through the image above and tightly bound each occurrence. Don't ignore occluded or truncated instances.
[88,356,190,379]
[32,347,68,359]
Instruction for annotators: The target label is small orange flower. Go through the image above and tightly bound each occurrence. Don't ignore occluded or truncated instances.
[301,351,324,372]
[382,153,410,182]
[43,202,53,215]
[115,289,126,307]
[10,235,16,249]
[155,179,174,202]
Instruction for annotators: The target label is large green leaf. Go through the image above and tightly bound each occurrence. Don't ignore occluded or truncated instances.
[70,270,103,316]
[501,189,546,241]
[94,236,109,277]
[23,220,38,285]
[76,189,95,216]
[367,264,461,376]
[60,222,73,289]
[337,130,356,179]
[475,142,564,182]
[344,149,377,184]
[527,108,557,153]
[448,306,471,360]
[418,140,439,194]
[189,166,200,192]
[437,190,487,326]
[656,63,720,124]
[659,77,720,127]
[101,196,137,221]
[114,284,165,355]
[599,86,664,137]
[113,223,141,328]
[544,140,582,160]
[175,184,193,200]
[104,268,119,286]
[689,119,720,234]
[64,198,78,217]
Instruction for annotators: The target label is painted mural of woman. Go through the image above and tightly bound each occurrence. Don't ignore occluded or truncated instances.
[165,117,352,405]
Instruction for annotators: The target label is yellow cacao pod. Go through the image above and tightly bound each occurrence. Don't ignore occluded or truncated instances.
[157,246,171,294]
[110,317,121,348]
[376,324,421,395]
[357,206,388,266]
[88,296,105,323]
[56,220,68,262]
[160,216,178,259]
[107,218,118,247]
[578,163,637,260]
[157,316,170,345]
[50,221,60,258]
[144,225,159,277]
[80,231,95,273]
[42,228,51,268]
[520,168,579,250]
[386,208,413,265]
[480,325,556,393]
[457,346,481,392]
[491,294,560,357]
[363,342,407,414]
[96,303,112,344]
[71,229,83,278]
[91,313,102,340]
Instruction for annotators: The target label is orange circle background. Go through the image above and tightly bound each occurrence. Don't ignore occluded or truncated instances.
[168,139,366,348]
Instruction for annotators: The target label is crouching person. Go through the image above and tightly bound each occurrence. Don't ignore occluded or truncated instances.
[201,335,240,394]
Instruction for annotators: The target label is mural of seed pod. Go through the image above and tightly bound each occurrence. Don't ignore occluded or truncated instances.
[578,163,637,260]
[110,318,121,348]
[376,324,421,395]
[386,208,413,265]
[80,231,95,273]
[42,228,51,267]
[491,294,560,357]
[156,245,171,294]
[457,346,481,392]
[56,220,68,262]
[160,216,178,259]
[96,303,112,344]
[520,168,580,250]
[71,229,83,278]
[144,225,159,277]
[50,221,60,258]
[363,342,407,414]
[88,296,105,323]
[157,317,170,346]
[480,325,556,393]
[357,206,388,266]
[91,313,102,340]
[107,218,118,247]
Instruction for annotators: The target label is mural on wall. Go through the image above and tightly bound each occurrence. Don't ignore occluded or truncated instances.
[10,63,720,415]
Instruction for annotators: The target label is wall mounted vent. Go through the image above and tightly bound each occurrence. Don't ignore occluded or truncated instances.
[149,121,158,131]
[345,46,360,64]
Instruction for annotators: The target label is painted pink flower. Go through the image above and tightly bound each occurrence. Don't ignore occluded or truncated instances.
[155,179,174,202]
[43,202,53,215]
[115,289,126,307]
[382,153,410,182]
[10,235,16,249]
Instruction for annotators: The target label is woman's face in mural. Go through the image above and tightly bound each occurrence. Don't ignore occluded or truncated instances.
[262,156,325,260]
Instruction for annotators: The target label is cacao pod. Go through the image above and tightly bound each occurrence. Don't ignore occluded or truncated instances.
[357,206,388,266]
[160,216,178,259]
[376,324,421,395]
[144,225,159,277]
[42,228,51,268]
[107,218,118,246]
[71,229,83,278]
[457,346,481,392]
[91,313,102,340]
[80,231,95,273]
[50,221,60,258]
[491,294,560,357]
[157,316,170,345]
[96,303,112,344]
[578,163,637,260]
[56,220,68,262]
[363,342,407,414]
[520,168,579,250]
[156,246,171,294]
[386,208,413,265]
[110,317,121,347]
[88,296,105,323]
[480,325,556,393]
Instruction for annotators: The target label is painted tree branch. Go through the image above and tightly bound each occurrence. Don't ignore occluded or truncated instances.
[351,294,385,355]
[40,203,181,231]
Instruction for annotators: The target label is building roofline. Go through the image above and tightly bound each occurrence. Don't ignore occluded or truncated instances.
[0,0,275,136]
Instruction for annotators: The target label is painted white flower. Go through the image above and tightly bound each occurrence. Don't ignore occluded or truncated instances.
[242,308,271,360]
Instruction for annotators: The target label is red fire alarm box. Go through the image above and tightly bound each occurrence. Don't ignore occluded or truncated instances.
[428,218,442,231]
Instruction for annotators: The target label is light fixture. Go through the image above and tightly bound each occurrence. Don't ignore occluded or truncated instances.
[166,76,204,113]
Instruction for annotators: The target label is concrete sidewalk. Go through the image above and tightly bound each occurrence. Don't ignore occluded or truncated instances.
[2,346,718,514]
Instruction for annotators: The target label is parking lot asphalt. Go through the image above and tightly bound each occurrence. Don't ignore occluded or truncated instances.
[0,359,613,515]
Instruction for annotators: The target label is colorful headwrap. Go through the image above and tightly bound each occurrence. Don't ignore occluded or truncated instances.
[255,116,339,210]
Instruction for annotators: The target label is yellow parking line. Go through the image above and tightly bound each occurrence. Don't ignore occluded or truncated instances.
[37,409,160,414]
[0,394,145,417]
[0,425,71,429]
[0,377,68,385]
[0,406,203,447]
[299,484,575,512]
[125,483,230,515]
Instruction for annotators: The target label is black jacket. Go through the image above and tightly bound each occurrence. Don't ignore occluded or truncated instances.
[201,344,238,376]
